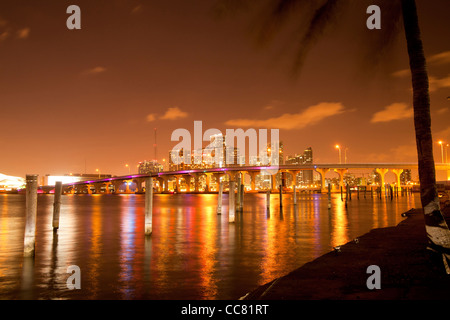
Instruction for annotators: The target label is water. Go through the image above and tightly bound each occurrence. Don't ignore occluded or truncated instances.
[0,192,420,300]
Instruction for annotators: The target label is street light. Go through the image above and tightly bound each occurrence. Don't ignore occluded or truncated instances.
[438,141,444,164]
[96,168,100,178]
[335,145,341,164]
[446,144,449,164]
[125,164,130,174]
[344,148,348,164]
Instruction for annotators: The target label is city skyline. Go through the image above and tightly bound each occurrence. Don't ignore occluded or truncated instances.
[1,1,449,179]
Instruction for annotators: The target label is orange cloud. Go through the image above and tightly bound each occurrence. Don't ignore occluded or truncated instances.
[225,102,345,130]
[160,107,188,120]
[371,103,413,123]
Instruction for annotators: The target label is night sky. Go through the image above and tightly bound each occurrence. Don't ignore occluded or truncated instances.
[1,0,449,179]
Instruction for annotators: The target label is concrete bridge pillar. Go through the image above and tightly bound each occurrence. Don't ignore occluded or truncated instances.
[334,168,347,190]
[134,178,145,193]
[213,173,224,191]
[271,173,278,192]
[86,184,93,194]
[104,183,112,194]
[162,176,170,192]
[287,170,299,189]
[204,173,211,192]
[315,168,330,193]
[112,181,123,194]
[375,168,389,191]
[391,169,403,191]
[174,175,182,192]
[185,175,191,192]
[192,173,200,192]
[248,171,258,191]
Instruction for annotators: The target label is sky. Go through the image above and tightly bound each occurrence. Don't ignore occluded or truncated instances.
[0,0,449,180]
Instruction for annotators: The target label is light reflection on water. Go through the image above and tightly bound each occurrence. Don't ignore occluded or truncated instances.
[0,192,421,300]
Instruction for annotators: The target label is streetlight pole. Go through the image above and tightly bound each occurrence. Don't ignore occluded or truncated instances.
[438,141,444,164]
[344,148,348,164]
[335,145,341,164]
[125,164,130,174]
[446,144,449,164]
[96,168,100,178]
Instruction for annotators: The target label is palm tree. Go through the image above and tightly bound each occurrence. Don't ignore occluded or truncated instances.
[216,0,450,272]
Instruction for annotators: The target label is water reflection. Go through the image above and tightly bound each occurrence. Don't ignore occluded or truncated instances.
[0,192,421,300]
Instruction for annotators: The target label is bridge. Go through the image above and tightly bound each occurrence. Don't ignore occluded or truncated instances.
[43,163,450,195]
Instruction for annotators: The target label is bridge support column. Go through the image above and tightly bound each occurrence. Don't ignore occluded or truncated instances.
[124,180,132,193]
[375,168,389,191]
[185,175,191,192]
[213,173,224,191]
[248,171,257,192]
[334,168,347,191]
[315,168,330,193]
[287,170,299,189]
[391,169,403,192]
[86,184,93,194]
[204,173,211,192]
[271,174,278,192]
[193,174,200,192]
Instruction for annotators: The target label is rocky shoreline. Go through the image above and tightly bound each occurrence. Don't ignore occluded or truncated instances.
[242,206,450,300]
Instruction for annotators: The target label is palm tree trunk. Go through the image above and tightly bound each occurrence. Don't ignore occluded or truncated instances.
[401,0,450,273]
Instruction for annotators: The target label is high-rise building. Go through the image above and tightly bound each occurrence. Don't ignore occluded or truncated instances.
[400,169,412,185]
[138,160,163,174]
[286,147,313,185]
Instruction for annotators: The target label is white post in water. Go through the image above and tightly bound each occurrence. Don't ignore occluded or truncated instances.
[293,185,297,205]
[236,176,241,212]
[145,177,153,236]
[24,174,38,257]
[52,181,62,230]
[217,181,223,215]
[229,181,235,223]
[328,183,331,209]
[239,184,244,212]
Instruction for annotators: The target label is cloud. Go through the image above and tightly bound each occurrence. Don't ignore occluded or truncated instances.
[429,75,450,92]
[391,69,409,78]
[132,5,143,14]
[146,114,156,122]
[436,107,449,115]
[428,51,450,65]
[81,66,107,76]
[225,102,345,130]
[371,103,413,123]
[391,51,450,78]
[0,30,9,42]
[160,107,188,120]
[16,27,30,39]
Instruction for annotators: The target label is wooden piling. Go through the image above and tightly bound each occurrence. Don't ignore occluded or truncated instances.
[293,185,297,205]
[327,183,331,209]
[144,177,153,236]
[52,181,62,230]
[279,185,283,208]
[266,189,271,211]
[24,175,38,257]
[240,184,244,212]
[217,181,223,215]
[236,177,241,212]
[229,181,235,222]
[340,186,343,201]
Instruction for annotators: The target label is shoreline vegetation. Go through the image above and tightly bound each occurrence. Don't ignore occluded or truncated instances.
[242,204,450,300]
